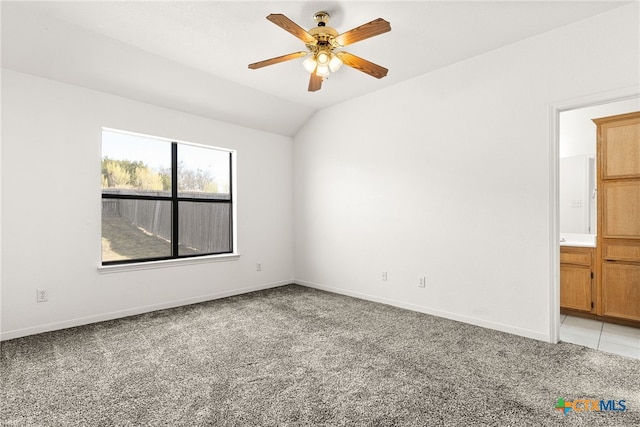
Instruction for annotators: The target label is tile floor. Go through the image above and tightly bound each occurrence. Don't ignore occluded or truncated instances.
[560,315,640,360]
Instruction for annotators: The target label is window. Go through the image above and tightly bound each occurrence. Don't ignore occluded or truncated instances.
[101,129,234,265]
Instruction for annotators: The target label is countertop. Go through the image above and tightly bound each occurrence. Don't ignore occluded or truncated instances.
[560,233,596,248]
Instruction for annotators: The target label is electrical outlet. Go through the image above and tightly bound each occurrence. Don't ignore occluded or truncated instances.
[381,272,387,281]
[256,263,262,272]
[37,288,48,302]
[419,277,426,288]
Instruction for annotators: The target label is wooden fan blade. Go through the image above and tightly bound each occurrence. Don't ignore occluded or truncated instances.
[335,51,388,79]
[267,14,316,44]
[248,51,308,69]
[334,18,391,47]
[308,73,323,92]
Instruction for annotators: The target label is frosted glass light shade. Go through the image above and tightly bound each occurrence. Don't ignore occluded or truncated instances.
[302,56,317,73]
[329,54,342,72]
[316,65,330,77]
[317,51,330,66]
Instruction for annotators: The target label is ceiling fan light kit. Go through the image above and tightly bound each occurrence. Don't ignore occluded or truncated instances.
[248,11,391,92]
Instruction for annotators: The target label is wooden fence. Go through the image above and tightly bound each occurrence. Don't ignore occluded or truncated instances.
[102,193,230,253]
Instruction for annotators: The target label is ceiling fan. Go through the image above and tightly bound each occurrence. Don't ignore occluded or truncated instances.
[248,11,391,92]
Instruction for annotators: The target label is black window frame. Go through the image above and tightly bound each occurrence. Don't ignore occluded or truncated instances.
[101,133,234,266]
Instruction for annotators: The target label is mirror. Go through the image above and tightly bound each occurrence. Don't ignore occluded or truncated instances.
[559,155,595,234]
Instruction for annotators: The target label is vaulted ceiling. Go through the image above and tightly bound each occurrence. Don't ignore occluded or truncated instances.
[1,1,631,136]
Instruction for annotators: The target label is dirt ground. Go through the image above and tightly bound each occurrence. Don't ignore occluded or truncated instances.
[102,216,197,262]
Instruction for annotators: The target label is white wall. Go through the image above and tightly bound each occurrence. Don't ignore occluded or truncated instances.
[293,4,639,342]
[1,70,294,340]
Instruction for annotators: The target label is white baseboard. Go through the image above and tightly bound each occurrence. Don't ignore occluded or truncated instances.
[2,280,551,343]
[295,280,551,343]
[0,280,291,341]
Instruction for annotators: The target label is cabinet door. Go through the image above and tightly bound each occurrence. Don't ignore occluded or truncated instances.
[601,119,640,179]
[602,262,640,321]
[602,181,640,239]
[560,265,592,312]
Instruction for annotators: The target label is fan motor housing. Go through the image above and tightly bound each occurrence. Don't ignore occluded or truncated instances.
[308,12,339,49]
[308,26,338,38]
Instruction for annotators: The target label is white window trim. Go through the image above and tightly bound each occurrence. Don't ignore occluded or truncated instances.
[98,253,240,274]
[100,127,238,269]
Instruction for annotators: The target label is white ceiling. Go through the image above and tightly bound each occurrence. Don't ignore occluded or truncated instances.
[1,1,631,136]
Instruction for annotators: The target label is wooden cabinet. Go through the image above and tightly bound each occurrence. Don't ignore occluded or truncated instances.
[601,263,640,321]
[560,246,595,312]
[594,112,640,322]
[601,181,640,238]
[600,239,640,321]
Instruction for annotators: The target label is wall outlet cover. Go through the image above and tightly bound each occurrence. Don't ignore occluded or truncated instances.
[37,288,48,302]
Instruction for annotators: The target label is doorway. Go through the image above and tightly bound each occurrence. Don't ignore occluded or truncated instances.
[553,93,640,359]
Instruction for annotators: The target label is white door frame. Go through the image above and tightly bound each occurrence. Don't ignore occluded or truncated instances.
[548,86,640,343]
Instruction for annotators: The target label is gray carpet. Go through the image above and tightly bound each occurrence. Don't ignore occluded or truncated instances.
[1,284,639,426]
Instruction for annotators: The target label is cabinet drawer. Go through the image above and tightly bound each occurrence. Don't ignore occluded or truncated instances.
[603,241,640,263]
[560,248,593,266]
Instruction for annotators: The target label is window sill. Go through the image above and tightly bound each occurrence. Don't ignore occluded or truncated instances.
[98,253,240,274]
